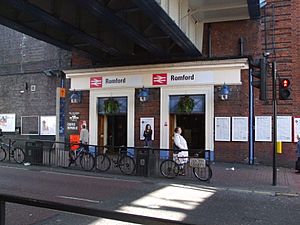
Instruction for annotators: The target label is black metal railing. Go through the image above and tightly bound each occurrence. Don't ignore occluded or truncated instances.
[0,194,194,225]
[0,137,212,179]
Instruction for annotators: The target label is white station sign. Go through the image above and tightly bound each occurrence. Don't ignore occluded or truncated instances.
[152,71,214,86]
[90,75,143,89]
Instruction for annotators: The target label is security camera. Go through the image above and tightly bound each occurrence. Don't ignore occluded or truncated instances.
[43,69,54,77]
[263,52,271,57]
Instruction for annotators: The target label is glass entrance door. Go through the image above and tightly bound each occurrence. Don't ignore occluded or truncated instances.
[107,115,127,148]
[97,97,128,152]
[176,114,205,150]
[169,94,205,151]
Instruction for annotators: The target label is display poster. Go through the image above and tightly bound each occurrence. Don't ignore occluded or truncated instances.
[70,134,80,151]
[0,114,16,132]
[255,116,272,142]
[293,117,300,142]
[40,116,56,135]
[232,117,248,141]
[140,117,154,140]
[214,117,230,141]
[21,116,39,135]
[277,116,292,142]
[67,112,80,131]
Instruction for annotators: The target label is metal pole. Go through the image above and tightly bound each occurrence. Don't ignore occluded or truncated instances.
[249,68,254,165]
[0,200,5,225]
[272,61,277,186]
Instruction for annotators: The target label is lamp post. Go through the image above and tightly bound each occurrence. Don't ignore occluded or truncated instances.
[272,61,277,186]
[138,88,149,102]
[220,83,230,100]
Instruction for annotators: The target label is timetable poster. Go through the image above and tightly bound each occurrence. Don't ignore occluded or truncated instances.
[276,116,292,142]
[232,117,248,141]
[215,117,230,141]
[293,117,300,142]
[255,116,272,142]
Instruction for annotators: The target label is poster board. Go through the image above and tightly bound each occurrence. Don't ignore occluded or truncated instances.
[140,117,154,140]
[214,117,230,141]
[40,116,56,135]
[255,116,272,142]
[0,114,16,132]
[276,116,292,142]
[21,116,39,135]
[232,117,248,141]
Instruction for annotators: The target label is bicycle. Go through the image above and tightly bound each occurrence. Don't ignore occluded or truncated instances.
[160,150,212,181]
[95,146,135,175]
[68,143,95,171]
[0,137,25,164]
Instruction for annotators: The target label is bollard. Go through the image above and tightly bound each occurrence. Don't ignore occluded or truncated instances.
[276,141,282,154]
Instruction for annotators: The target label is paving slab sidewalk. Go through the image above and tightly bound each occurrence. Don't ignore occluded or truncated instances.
[207,162,300,196]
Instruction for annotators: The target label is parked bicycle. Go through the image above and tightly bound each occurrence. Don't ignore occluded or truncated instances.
[95,146,135,175]
[160,150,212,181]
[68,143,95,171]
[0,136,25,164]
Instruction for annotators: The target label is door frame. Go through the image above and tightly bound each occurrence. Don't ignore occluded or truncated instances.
[160,85,214,151]
[89,88,135,146]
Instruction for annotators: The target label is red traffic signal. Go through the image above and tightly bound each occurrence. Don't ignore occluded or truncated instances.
[279,78,291,100]
[281,79,290,88]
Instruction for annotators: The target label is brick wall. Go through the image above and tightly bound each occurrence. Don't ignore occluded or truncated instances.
[206,0,299,167]
[135,88,160,148]
[67,90,90,140]
[0,25,71,139]
[0,25,71,75]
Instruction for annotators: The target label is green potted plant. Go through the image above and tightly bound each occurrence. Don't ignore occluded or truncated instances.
[104,98,119,114]
[177,96,195,113]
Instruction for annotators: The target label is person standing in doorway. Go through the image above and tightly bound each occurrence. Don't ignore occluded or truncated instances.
[173,126,189,175]
[296,134,300,173]
[80,124,89,150]
[143,124,153,147]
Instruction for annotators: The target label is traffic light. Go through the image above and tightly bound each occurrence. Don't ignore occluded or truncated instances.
[279,78,291,100]
[250,57,267,101]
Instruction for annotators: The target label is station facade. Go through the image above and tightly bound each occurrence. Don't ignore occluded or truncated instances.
[64,1,300,167]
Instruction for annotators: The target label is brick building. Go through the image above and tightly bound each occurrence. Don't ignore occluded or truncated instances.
[0,0,298,167]
[64,0,300,167]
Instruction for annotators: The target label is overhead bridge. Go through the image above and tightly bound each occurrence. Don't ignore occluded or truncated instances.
[0,0,260,67]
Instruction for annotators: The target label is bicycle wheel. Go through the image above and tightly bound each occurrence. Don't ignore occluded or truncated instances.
[13,147,25,164]
[193,164,212,181]
[160,159,179,178]
[80,152,95,171]
[119,156,135,175]
[0,147,6,161]
[95,154,111,172]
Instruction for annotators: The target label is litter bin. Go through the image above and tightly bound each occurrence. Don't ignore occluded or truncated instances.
[136,148,156,177]
[25,141,43,164]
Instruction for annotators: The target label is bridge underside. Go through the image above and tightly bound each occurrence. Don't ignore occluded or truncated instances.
[0,0,260,67]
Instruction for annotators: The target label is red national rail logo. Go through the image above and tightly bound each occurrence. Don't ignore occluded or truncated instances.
[152,73,167,85]
[90,77,102,88]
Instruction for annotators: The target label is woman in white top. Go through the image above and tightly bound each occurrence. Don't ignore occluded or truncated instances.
[173,127,189,167]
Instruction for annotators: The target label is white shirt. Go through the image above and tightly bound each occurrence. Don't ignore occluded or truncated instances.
[174,133,188,150]
[80,128,89,144]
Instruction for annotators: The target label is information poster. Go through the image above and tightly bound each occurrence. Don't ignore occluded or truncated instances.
[277,116,292,142]
[232,117,248,141]
[293,117,300,142]
[215,117,230,141]
[0,114,16,132]
[140,117,154,140]
[40,116,56,135]
[255,116,272,142]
